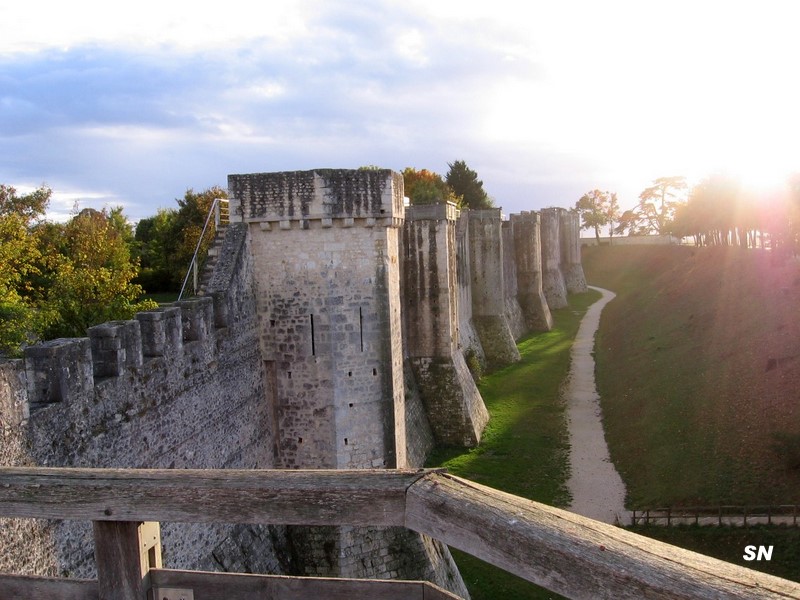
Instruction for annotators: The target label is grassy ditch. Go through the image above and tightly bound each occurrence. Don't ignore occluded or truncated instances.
[582,244,800,584]
[582,245,800,507]
[427,289,600,600]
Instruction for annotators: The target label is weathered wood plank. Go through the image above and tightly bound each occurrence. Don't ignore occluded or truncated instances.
[0,467,427,526]
[0,574,99,600]
[150,569,462,599]
[94,521,157,600]
[405,472,800,600]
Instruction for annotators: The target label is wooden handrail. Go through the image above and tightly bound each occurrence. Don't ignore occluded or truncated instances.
[1,467,799,599]
[407,472,800,599]
[0,466,425,526]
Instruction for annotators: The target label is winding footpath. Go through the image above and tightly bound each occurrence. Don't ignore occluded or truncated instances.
[565,285,630,525]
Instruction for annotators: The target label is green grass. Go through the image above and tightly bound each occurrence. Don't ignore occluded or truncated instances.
[427,290,601,600]
[630,526,800,582]
[582,244,800,585]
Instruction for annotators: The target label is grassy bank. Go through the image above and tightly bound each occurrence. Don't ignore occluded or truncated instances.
[427,289,600,600]
[582,244,800,583]
[583,245,800,507]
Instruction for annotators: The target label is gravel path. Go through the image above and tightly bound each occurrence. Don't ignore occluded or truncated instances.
[565,285,629,525]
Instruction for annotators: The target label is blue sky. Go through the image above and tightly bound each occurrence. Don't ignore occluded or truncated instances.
[2,1,799,222]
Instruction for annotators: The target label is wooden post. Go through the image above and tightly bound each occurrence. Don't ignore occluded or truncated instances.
[93,521,161,600]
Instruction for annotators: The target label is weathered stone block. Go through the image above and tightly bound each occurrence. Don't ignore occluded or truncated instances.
[88,320,142,378]
[24,338,93,410]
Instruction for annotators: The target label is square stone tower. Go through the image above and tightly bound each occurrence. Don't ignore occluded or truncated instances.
[228,169,407,469]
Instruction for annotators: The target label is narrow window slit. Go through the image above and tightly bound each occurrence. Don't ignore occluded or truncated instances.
[359,307,364,352]
[310,314,315,356]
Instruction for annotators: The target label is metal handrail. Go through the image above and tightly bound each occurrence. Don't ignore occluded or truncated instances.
[178,198,229,300]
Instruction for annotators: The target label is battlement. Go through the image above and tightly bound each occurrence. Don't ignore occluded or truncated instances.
[228,169,405,227]
[8,298,221,421]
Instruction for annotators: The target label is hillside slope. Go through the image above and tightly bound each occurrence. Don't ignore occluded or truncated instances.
[583,244,800,506]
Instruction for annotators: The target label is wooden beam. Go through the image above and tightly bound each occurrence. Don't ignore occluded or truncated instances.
[0,574,98,600]
[0,467,427,526]
[405,472,800,600]
[93,521,161,600]
[150,569,462,599]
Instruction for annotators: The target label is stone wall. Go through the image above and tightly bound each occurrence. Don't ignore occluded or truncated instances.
[0,224,285,578]
[511,212,553,332]
[560,210,588,293]
[455,211,485,369]
[502,220,527,340]
[228,169,468,595]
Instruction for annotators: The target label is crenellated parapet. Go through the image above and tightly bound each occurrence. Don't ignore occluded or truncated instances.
[228,169,404,230]
[0,221,276,578]
[12,298,220,424]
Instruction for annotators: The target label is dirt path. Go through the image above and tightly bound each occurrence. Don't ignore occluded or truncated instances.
[565,285,629,524]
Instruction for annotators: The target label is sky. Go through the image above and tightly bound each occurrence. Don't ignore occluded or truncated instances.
[2,1,800,223]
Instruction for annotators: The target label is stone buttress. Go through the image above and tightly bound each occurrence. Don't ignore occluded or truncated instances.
[540,207,569,309]
[511,211,553,331]
[560,209,588,293]
[402,203,489,447]
[467,209,521,370]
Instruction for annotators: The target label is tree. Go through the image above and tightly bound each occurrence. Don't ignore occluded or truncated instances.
[134,186,227,292]
[634,176,687,235]
[0,185,52,355]
[39,207,157,339]
[445,160,493,209]
[575,189,617,243]
[402,168,461,206]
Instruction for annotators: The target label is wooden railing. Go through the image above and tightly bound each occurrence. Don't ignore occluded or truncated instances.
[1,467,799,599]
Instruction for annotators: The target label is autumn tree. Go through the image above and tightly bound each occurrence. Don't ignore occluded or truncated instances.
[402,168,461,206]
[575,189,618,243]
[39,207,157,339]
[0,186,156,355]
[445,160,493,209]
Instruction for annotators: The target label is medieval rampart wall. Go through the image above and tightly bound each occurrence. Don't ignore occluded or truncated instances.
[468,209,521,370]
[0,168,585,598]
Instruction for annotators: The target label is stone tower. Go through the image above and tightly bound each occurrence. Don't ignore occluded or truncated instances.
[227,169,407,470]
[402,203,489,447]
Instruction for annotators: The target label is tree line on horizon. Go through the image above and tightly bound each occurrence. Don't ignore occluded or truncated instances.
[575,173,800,252]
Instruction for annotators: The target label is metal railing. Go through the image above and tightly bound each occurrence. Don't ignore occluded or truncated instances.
[178,198,229,300]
